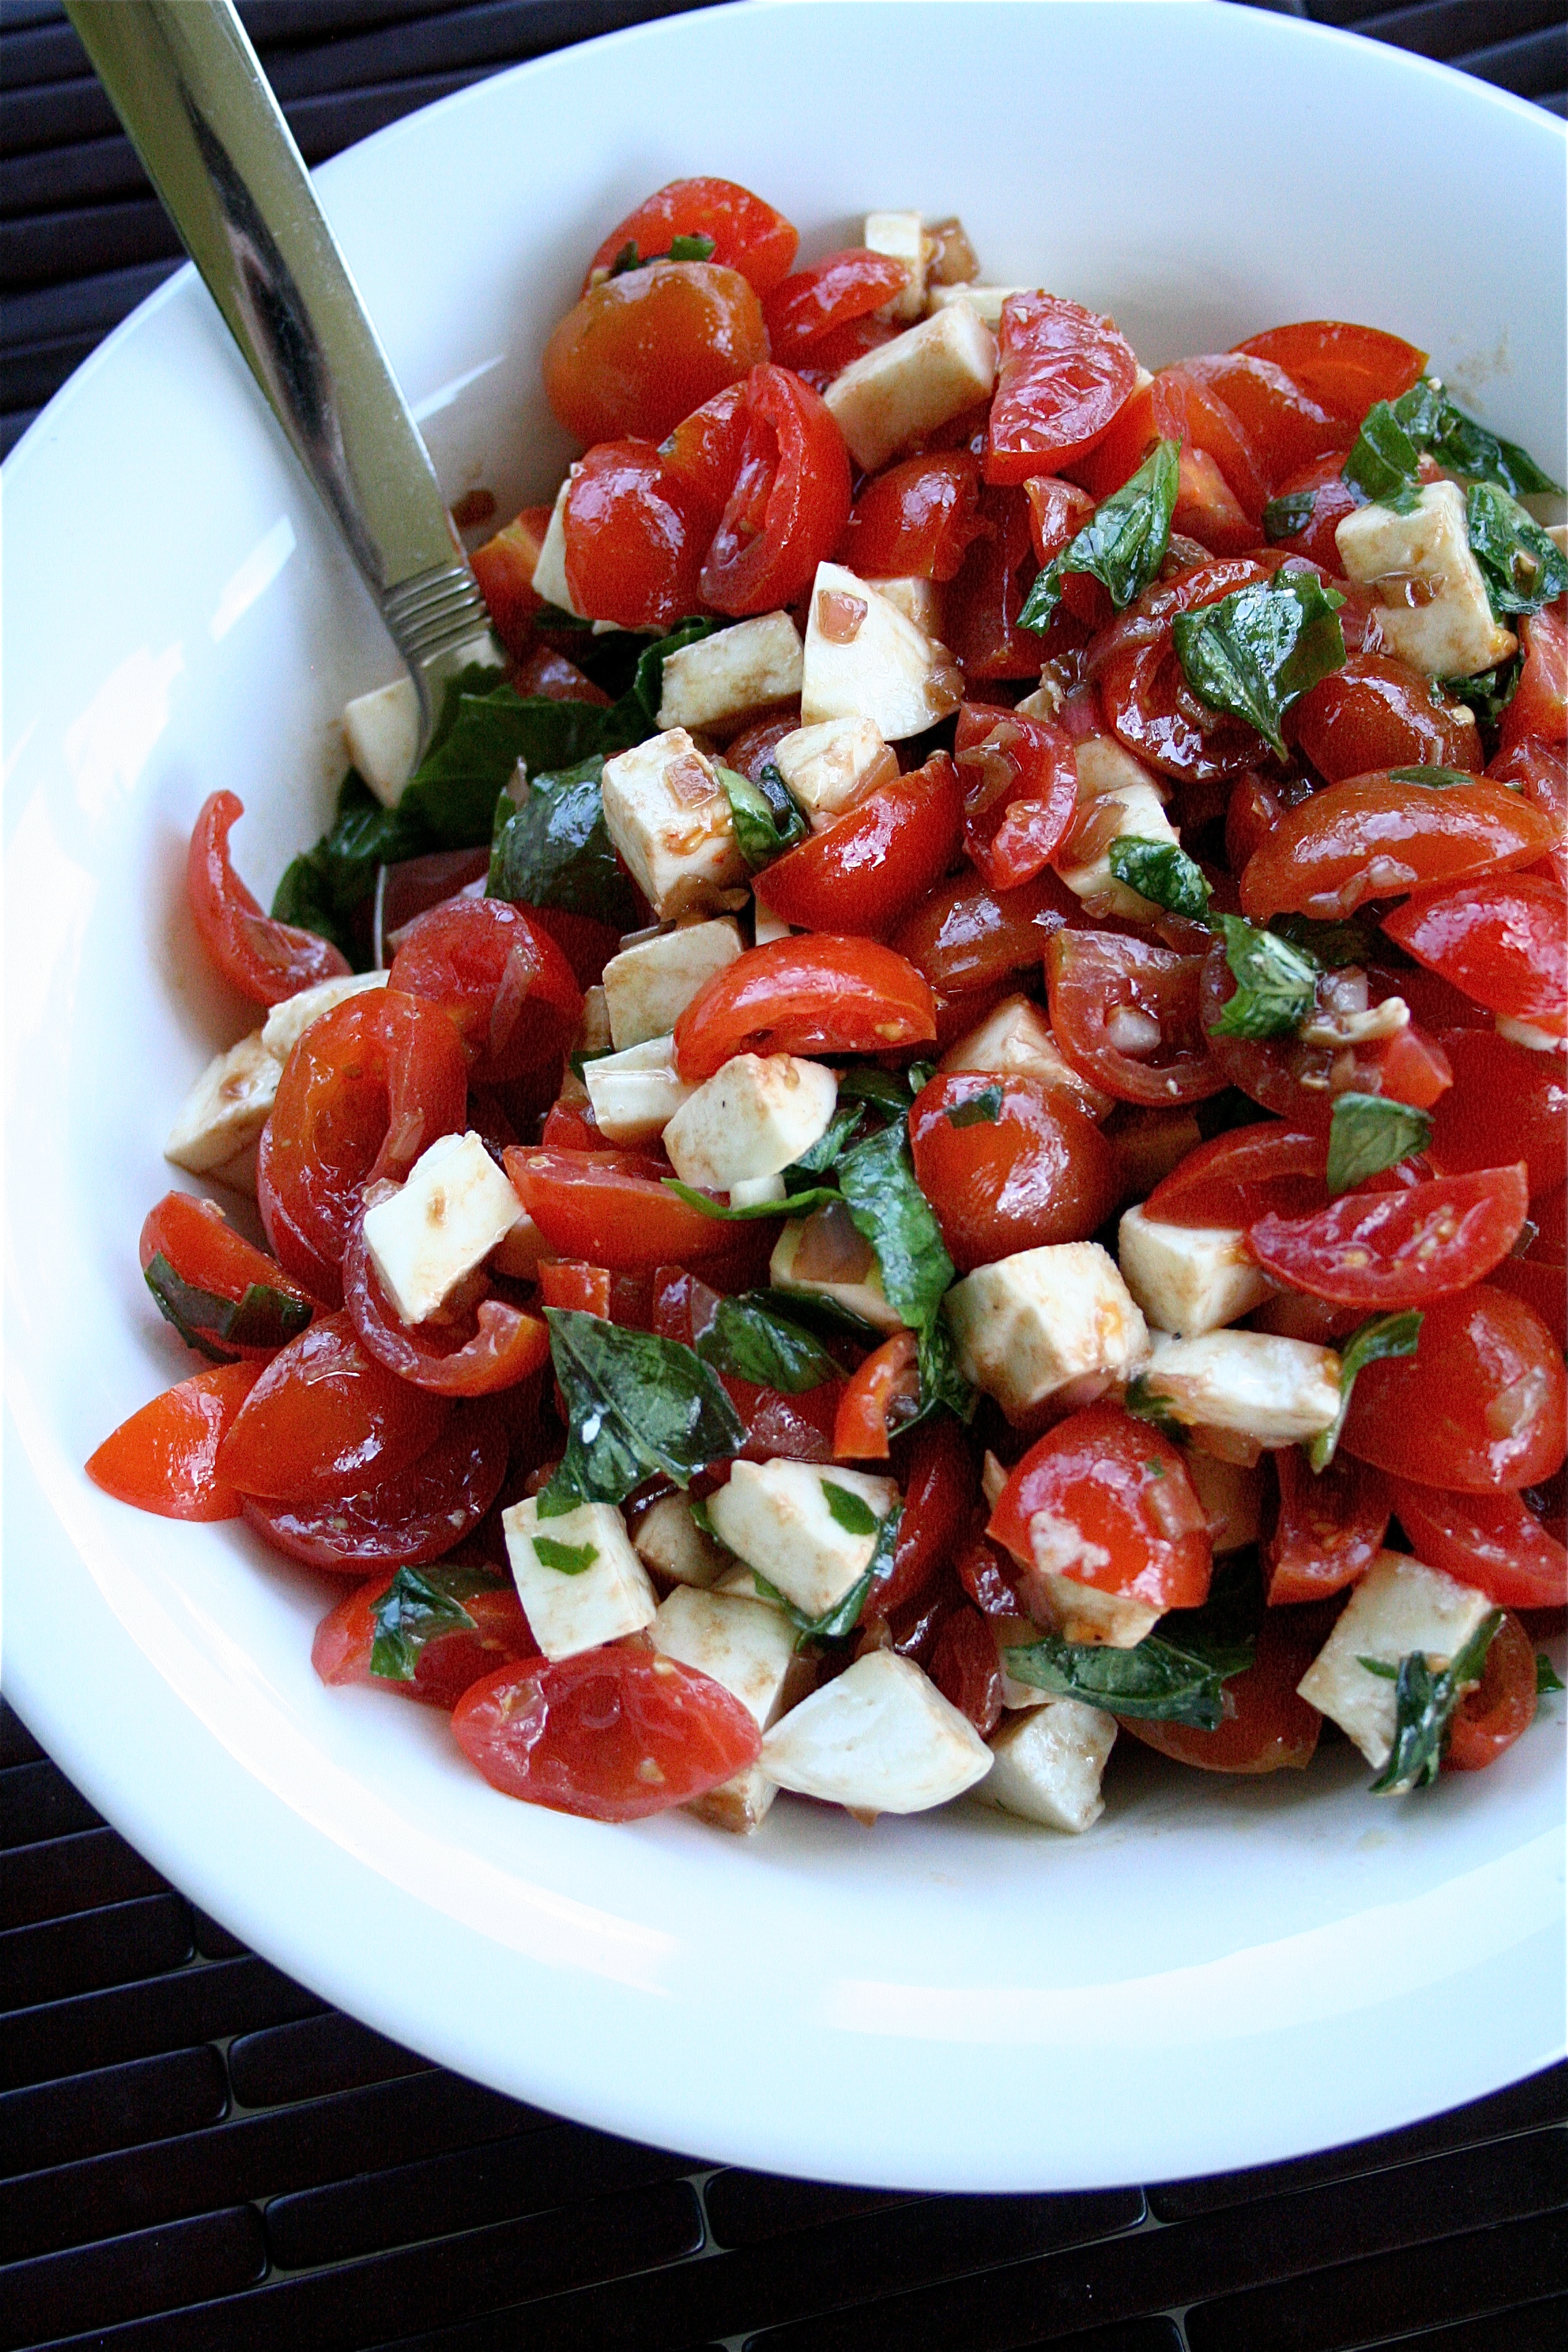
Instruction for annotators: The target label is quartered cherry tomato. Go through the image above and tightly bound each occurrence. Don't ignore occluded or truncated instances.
[1339,1284,1567,1492]
[342,1196,550,1396]
[1262,453,1360,574]
[1072,363,1266,519]
[1239,773,1560,921]
[218,1310,448,1502]
[312,1568,538,1710]
[583,178,798,295]
[659,378,749,518]
[138,1191,318,1361]
[909,1071,1117,1273]
[187,791,350,1006]
[1198,939,1454,1128]
[1145,1123,1327,1227]
[1230,321,1427,423]
[1097,558,1275,783]
[1120,1610,1323,1774]
[890,856,1075,1002]
[389,898,583,1084]
[928,1605,1004,1737]
[987,293,1138,483]
[1382,875,1568,1038]
[754,751,963,936]
[834,1331,919,1462]
[504,1145,779,1275]
[1264,1446,1390,1606]
[559,439,713,629]
[241,1401,508,1571]
[673,935,936,1079]
[840,451,984,582]
[870,1418,978,1617]
[1426,1029,1568,1200]
[509,645,612,705]
[953,704,1079,890]
[988,1403,1212,1617]
[941,480,1047,680]
[1290,654,1482,781]
[1247,1165,1530,1311]
[1047,932,1227,1107]
[544,261,768,446]
[1386,1480,1568,1611]
[86,1361,263,1522]
[471,502,555,657]
[763,248,909,362]
[1182,351,1345,489]
[700,364,853,615]
[1444,1612,1537,1774]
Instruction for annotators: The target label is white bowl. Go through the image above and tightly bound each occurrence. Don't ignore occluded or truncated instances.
[4,0,1565,2191]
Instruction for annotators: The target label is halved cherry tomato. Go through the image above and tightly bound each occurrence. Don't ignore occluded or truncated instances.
[869,1417,979,1618]
[504,1145,779,1274]
[1264,1446,1390,1605]
[342,1196,549,1395]
[1426,1029,1568,1200]
[242,1401,509,1570]
[217,1310,448,1502]
[1145,1123,1327,1228]
[1499,606,1568,756]
[941,481,1049,679]
[953,704,1079,890]
[763,249,909,361]
[1047,932,1226,1107]
[755,751,963,936]
[583,178,798,295]
[509,646,612,706]
[1022,473,1098,587]
[1120,1609,1323,1773]
[544,261,768,446]
[1248,1165,1529,1311]
[187,791,350,1006]
[472,502,554,657]
[559,439,712,629]
[388,898,582,1084]
[673,935,935,1079]
[1444,1612,1537,1774]
[538,1259,615,1318]
[1230,321,1427,424]
[1290,653,1482,781]
[1198,939,1454,1129]
[909,1071,1117,1273]
[986,295,1139,484]
[139,1191,318,1359]
[519,904,625,994]
[988,1403,1212,1616]
[86,1361,263,1522]
[700,364,853,616]
[1340,1284,1567,1492]
[1382,875,1568,1038]
[1387,1480,1567,1611]
[312,1569,538,1709]
[956,1521,1024,1617]
[1182,353,1344,489]
[1171,446,1258,557]
[834,1331,919,1461]
[1241,773,1560,922]
[658,379,749,520]
[928,1605,1003,1737]
[840,451,983,583]
[788,313,899,392]
[1096,558,1277,783]
[1263,453,1361,574]
[452,1648,762,1822]
[1073,363,1267,520]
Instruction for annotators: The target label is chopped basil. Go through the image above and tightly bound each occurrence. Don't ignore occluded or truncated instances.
[1343,380,1564,510]
[693,1292,840,1392]
[717,762,809,870]
[916,1311,978,1428]
[944,1083,1004,1129]
[1005,1565,1258,1731]
[537,1309,746,1514]
[1439,655,1522,745]
[787,1099,868,1176]
[1386,765,1479,789]
[488,753,640,927]
[1324,1091,1433,1196]
[662,1177,840,1222]
[1019,438,1179,632]
[753,1501,903,1650]
[1465,482,1568,619]
[1268,910,1384,970]
[608,232,717,274]
[1341,399,1425,508]
[272,770,422,965]
[532,1536,598,1575]
[1106,836,1213,922]
[1307,1309,1423,1472]
[1207,913,1320,1041]
[1262,487,1320,542]
[1537,1654,1566,1697]
[837,1120,956,1337]
[1124,1373,1185,1438]
[369,1563,506,1683]
[821,1480,881,1537]
[1366,1610,1503,1794]
[143,1254,311,1365]
[1172,570,1346,757]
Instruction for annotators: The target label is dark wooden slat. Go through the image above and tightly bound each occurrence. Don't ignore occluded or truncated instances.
[227,2010,432,2108]
[0,1955,326,2093]
[0,2204,267,2346]
[1377,2297,1568,2351]
[0,1893,193,2010]
[0,1827,167,1931]
[0,1706,44,1771]
[1,404,39,457]
[189,1908,248,1962]
[704,2172,919,2249]
[0,2048,227,2181]
[1460,22,1567,94]
[0,1761,101,1848]
[1356,0,1563,59]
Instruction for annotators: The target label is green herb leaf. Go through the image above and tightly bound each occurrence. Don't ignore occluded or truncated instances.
[1386,765,1480,789]
[532,1535,598,1574]
[1536,1654,1566,1696]
[916,1311,978,1427]
[717,762,809,870]
[662,1177,840,1222]
[693,1292,840,1391]
[945,1083,1004,1129]
[1439,655,1522,745]
[1262,488,1319,542]
[538,1309,746,1512]
[1341,399,1425,506]
[1019,438,1179,632]
[1124,1371,1185,1437]
[667,233,717,263]
[821,1479,881,1537]
[400,670,630,852]
[1357,1654,1399,1680]
[487,754,641,927]
[1343,380,1564,508]
[606,238,642,276]
[1367,1610,1503,1794]
[787,1100,867,1177]
[272,770,424,965]
[753,1500,902,1650]
[1307,1309,1423,1471]
[837,1121,956,1335]
[1325,1092,1432,1196]
[369,1563,506,1682]
[1106,836,1213,922]
[1207,913,1320,1041]
[143,1254,312,1365]
[1465,482,1568,619]
[1173,570,1347,757]
[1267,910,1385,970]
[608,233,717,274]
[1004,1562,1258,1729]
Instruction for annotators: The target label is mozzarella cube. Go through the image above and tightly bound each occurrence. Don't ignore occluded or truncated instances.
[1335,481,1516,679]
[1497,1013,1567,1054]
[600,729,749,919]
[1184,1446,1267,1555]
[1032,1576,1161,1650]
[824,304,998,473]
[164,1032,279,1175]
[1117,1203,1273,1339]
[261,970,389,1064]
[707,1458,899,1619]
[633,1494,731,1589]
[801,564,964,742]
[760,1649,992,1814]
[752,894,795,947]
[975,1698,1117,1832]
[489,1209,549,1282]
[940,993,1114,1121]
[504,1497,657,1661]
[662,1053,838,1190]
[1057,780,1185,918]
[944,1243,1150,1422]
[1075,734,1171,804]
[651,1586,808,1831]
[1141,1329,1341,1447]
[864,208,928,320]
[865,576,943,637]
[655,612,804,735]
[770,1202,904,1333]
[927,283,1032,327]
[529,474,581,615]
[363,1130,521,1324]
[1297,1552,1497,1771]
[772,717,898,828]
[731,1174,787,1210]
[581,1033,692,1146]
[991,1613,1056,1710]
[601,919,742,1051]
[342,675,421,808]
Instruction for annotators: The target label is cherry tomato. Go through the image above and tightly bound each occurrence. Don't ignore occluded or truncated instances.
[1387,1480,1567,1611]
[1239,774,1560,922]
[762,248,909,361]
[1171,446,1258,558]
[509,645,612,706]
[1198,939,1454,1129]
[909,1072,1117,1273]
[1382,875,1568,1037]
[840,451,983,583]
[988,1403,1212,1616]
[138,1192,318,1358]
[1022,474,1099,600]
[218,1309,449,1503]
[788,313,900,392]
[1444,1612,1537,1774]
[1264,1446,1390,1605]
[312,1569,538,1710]
[928,1605,1004,1737]
[583,178,798,295]
[1488,1209,1567,1355]
[1493,736,1568,895]
[544,261,768,446]
[956,1521,1024,1617]
[1426,1029,1568,1200]
[1248,1164,1529,1311]
[257,990,469,1300]
[754,751,963,936]
[732,1377,843,1465]
[242,1401,510,1571]
[453,1648,762,1822]
[341,1198,549,1396]
[1230,321,1427,423]
[986,293,1138,483]
[658,379,749,519]
[1263,453,1361,574]
[1096,558,1276,783]
[186,791,350,1007]
[1290,653,1482,781]
[673,935,936,1079]
[558,439,712,629]
[388,898,583,1085]
[517,904,625,994]
[1080,363,1269,519]
[892,866,1076,1000]
[1225,773,1284,872]
[953,704,1079,890]
[941,481,1049,679]
[834,1331,919,1461]
[699,364,853,616]
[1182,353,1345,488]
[1340,1284,1567,1492]
[504,1145,779,1274]
[86,1361,263,1522]
[1047,932,1226,1107]
[1145,1123,1327,1227]
[1120,1610,1323,1774]
[471,502,554,657]
[1499,606,1568,756]
[870,1418,979,1618]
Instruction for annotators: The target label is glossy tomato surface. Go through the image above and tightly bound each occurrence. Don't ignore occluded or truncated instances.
[1247,1166,1530,1310]
[86,1362,263,1522]
[673,935,936,1078]
[187,791,350,1005]
[1121,1610,1323,1774]
[909,1071,1117,1272]
[987,293,1138,482]
[218,1311,448,1503]
[583,177,797,294]
[1340,1285,1567,1493]
[241,1402,508,1571]
[754,752,963,936]
[544,261,768,445]
[988,1404,1212,1615]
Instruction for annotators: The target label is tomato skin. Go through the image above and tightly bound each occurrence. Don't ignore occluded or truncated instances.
[544,262,768,446]
[583,178,798,296]
[1231,321,1428,424]
[1239,774,1561,922]
[187,791,350,1007]
[1499,606,1568,756]
[242,1401,507,1572]
[909,1072,1118,1273]
[217,1309,448,1502]
[312,1571,538,1710]
[939,480,1047,681]
[989,1404,1212,1616]
[987,293,1138,484]
[1247,1165,1529,1311]
[138,1192,318,1354]
[1382,875,1568,1037]
[1444,1612,1537,1774]
[763,249,909,361]
[472,504,554,657]
[1145,1124,1327,1228]
[1198,940,1454,1130]
[1426,1028,1568,1200]
[1265,1446,1390,1605]
[789,314,900,392]
[1093,556,1277,783]
[1047,932,1226,1108]
[755,751,962,937]
[559,439,712,630]
[509,646,612,706]
[342,1200,550,1396]
[833,1331,919,1462]
[1121,1609,1323,1774]
[1341,1284,1567,1493]
[86,1361,263,1522]
[504,1145,777,1275]
[1387,1480,1567,1611]
[1181,353,1343,489]
[1264,453,1361,573]
[860,1417,979,1621]
[840,451,983,583]
[388,898,582,1085]
[928,1605,1004,1737]
[699,365,852,616]
[953,704,1079,890]
[1290,653,1482,781]
[673,934,936,1079]
[452,1648,763,1822]
[658,378,749,518]
[1022,473,1096,569]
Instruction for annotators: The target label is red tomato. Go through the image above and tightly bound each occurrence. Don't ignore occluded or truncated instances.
[909,1072,1117,1273]
[186,791,350,1007]
[723,713,804,779]
[1249,1165,1529,1311]
[988,1403,1212,1616]
[1171,446,1258,558]
[658,379,749,519]
[1022,472,1096,570]
[953,704,1078,890]
[1340,1284,1567,1492]
[869,1418,979,1618]
[312,1569,538,1710]
[1046,932,1227,1107]
[1263,453,1360,574]
[86,1362,263,1522]
[731,1378,843,1465]
[1265,1446,1390,1605]
[699,365,852,616]
[342,1199,549,1396]
[242,1401,508,1571]
[1499,606,1568,755]
[986,293,1138,483]
[840,451,983,583]
[139,1191,318,1356]
[504,1145,778,1274]
[928,1605,1003,1737]
[755,751,963,936]
[558,439,711,629]
[942,480,1056,681]
[1182,353,1345,488]
[1230,321,1428,424]
[1145,1124,1327,1227]
[1426,1029,1568,1200]
[471,503,553,657]
[544,261,768,446]
[583,178,798,295]
[1382,875,1568,1037]
[762,248,909,361]
[1224,773,1284,872]
[833,1331,919,1462]
[509,646,612,706]
[257,990,469,1300]
[1492,737,1568,896]
[789,313,900,392]
[1198,940,1454,1130]
[218,1309,447,1502]
[1387,1480,1567,1611]
[1120,1610,1323,1774]
[1444,1612,1537,1774]
[891,866,1077,1000]
[956,1521,1024,1617]
[1290,653,1482,781]
[1067,365,1265,521]
[673,934,936,1079]
[452,1648,762,1821]
[388,898,582,1084]
[1239,774,1560,922]
[519,904,625,994]
[1095,557,1276,783]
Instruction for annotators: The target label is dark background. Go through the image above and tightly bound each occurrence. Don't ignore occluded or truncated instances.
[2,3,1565,2347]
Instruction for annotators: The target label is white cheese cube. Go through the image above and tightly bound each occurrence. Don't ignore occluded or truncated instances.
[928,283,1032,327]
[800,564,964,742]
[707,1459,899,1619]
[991,1613,1055,1709]
[1057,780,1185,918]
[363,1130,521,1324]
[751,895,795,947]
[662,1053,838,1190]
[824,305,998,474]
[1142,1329,1340,1448]
[941,993,1114,1122]
[655,612,804,734]
[574,984,614,1058]
[1031,1576,1160,1650]
[1075,734,1171,804]
[731,1175,787,1209]
[343,676,420,810]
[1297,1552,1496,1771]
[600,729,749,920]
[864,208,928,321]
[633,1494,731,1589]
[770,1202,904,1333]
[651,1585,808,1831]
[489,1209,549,1282]
[1184,1446,1267,1555]
[529,474,581,615]
[975,1697,1117,1832]
[944,1242,1150,1422]
[260,970,389,1064]
[772,717,898,828]
[1335,481,1516,679]
[1497,1014,1567,1054]
[601,919,742,1050]
[866,576,943,636]
[164,1032,279,1176]
[760,1649,993,1814]
[581,1033,693,1146]
[1117,1203,1273,1339]
[504,1497,657,1661]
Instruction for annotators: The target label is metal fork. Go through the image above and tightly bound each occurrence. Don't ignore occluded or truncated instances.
[65,0,497,763]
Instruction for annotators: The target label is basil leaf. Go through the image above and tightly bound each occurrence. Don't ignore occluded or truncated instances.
[753,1501,902,1650]
[787,1100,867,1177]
[532,1536,598,1574]
[662,1177,840,1222]
[144,1254,311,1365]
[1367,1610,1503,1794]
[1386,765,1479,789]
[1415,386,1563,499]
[945,1083,1004,1129]
[369,1563,505,1683]
[837,1122,956,1335]
[1324,1091,1432,1196]
[1537,1654,1566,1696]
[1440,655,1522,741]
[272,770,423,965]
[1307,1309,1423,1471]
[1173,570,1346,758]
[488,754,640,927]
[1207,913,1320,1041]
[1341,399,1425,507]
[1267,910,1384,970]
[821,1479,881,1537]
[1019,438,1179,632]
[1005,1563,1258,1729]
[693,1292,840,1391]
[1262,488,1320,542]
[717,762,808,870]
[916,1311,978,1427]
[608,233,717,274]
[606,238,641,276]
[1358,1655,1399,1680]
[538,1309,746,1512]
[1465,482,1568,620]
[1106,836,1213,922]
[1124,1372,1185,1439]
[400,672,628,852]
